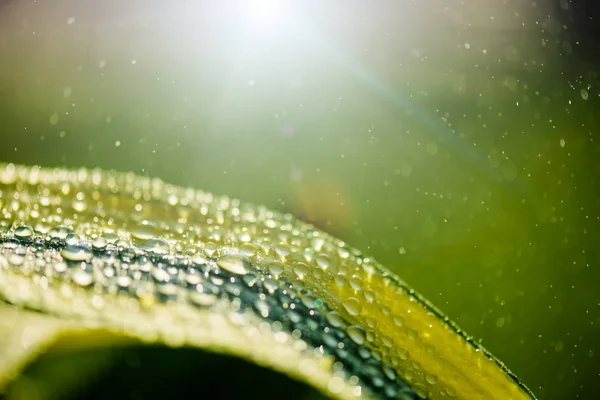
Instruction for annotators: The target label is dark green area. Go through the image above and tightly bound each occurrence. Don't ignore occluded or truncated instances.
[4,344,327,400]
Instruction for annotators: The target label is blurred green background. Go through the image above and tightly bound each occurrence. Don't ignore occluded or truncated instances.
[1,0,599,398]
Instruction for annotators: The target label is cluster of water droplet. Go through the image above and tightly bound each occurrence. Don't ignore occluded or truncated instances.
[0,164,468,399]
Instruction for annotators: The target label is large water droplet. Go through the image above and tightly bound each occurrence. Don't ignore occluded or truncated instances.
[131,222,158,241]
[216,253,250,275]
[342,297,362,316]
[14,225,34,238]
[61,244,92,261]
[346,325,366,345]
[139,238,170,254]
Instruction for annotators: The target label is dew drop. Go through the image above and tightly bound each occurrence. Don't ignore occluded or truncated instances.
[72,270,93,287]
[326,311,345,328]
[217,253,250,275]
[92,237,108,249]
[315,255,330,270]
[49,225,73,240]
[293,262,309,279]
[14,225,34,238]
[346,325,366,345]
[311,237,325,251]
[334,275,347,288]
[130,222,158,241]
[425,373,438,385]
[61,244,92,261]
[342,297,362,316]
[116,275,132,288]
[139,238,170,254]
[65,233,81,246]
[397,347,409,360]
[189,292,217,307]
[238,243,256,257]
[268,261,284,277]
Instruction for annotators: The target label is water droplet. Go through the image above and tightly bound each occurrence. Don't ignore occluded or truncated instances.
[65,233,81,246]
[72,269,93,286]
[61,244,92,261]
[49,225,73,240]
[334,275,347,288]
[326,311,345,328]
[425,373,438,384]
[131,222,158,241]
[397,347,409,360]
[53,262,67,274]
[92,237,108,249]
[253,299,270,318]
[393,315,405,327]
[383,364,397,381]
[238,243,256,257]
[293,262,309,279]
[217,253,250,275]
[496,317,506,328]
[268,261,284,277]
[139,238,169,254]
[342,297,362,316]
[189,291,217,307]
[321,332,340,349]
[337,247,350,259]
[203,242,218,256]
[346,325,366,345]
[315,255,330,270]
[275,245,290,259]
[581,88,589,100]
[311,237,325,251]
[14,225,33,238]
[7,253,24,266]
[349,276,362,291]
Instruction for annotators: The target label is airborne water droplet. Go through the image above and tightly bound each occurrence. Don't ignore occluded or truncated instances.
[216,253,250,275]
